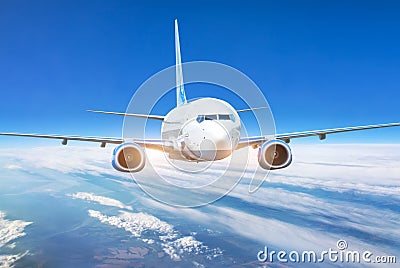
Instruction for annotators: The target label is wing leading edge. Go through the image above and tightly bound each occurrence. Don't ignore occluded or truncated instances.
[238,122,400,149]
[0,132,171,151]
[86,110,165,120]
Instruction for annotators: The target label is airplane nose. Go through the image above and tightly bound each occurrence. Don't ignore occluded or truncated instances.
[182,120,232,161]
[199,138,217,160]
[203,121,232,150]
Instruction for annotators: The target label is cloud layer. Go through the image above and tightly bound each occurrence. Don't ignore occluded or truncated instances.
[1,144,399,266]
[0,211,32,267]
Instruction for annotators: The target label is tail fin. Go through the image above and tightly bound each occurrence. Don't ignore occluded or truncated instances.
[175,19,187,107]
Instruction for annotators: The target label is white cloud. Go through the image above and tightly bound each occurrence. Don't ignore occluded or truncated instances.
[126,144,400,262]
[225,174,400,240]
[3,164,22,170]
[1,144,399,189]
[0,252,29,268]
[0,211,32,267]
[129,144,400,207]
[140,197,327,249]
[141,191,399,260]
[0,146,118,176]
[277,144,400,187]
[68,192,132,210]
[88,209,219,261]
[88,210,174,238]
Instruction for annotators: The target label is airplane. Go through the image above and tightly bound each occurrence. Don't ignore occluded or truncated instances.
[1,19,400,173]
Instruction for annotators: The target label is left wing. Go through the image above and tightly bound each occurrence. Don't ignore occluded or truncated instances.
[237,122,400,149]
[87,110,165,120]
[0,132,171,151]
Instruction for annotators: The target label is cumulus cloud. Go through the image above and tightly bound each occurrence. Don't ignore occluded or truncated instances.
[88,209,219,261]
[68,192,132,210]
[0,211,32,267]
[66,191,222,262]
[88,210,174,238]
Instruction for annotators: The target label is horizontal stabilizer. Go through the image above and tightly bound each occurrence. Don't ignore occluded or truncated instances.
[87,110,165,120]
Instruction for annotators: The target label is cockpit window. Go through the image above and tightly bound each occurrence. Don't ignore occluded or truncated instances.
[219,114,230,120]
[205,114,218,120]
[196,114,236,123]
[196,115,205,123]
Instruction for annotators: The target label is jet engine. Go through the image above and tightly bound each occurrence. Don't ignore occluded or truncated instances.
[258,140,292,170]
[112,143,145,172]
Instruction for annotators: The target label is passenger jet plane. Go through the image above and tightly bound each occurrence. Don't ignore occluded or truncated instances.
[1,20,400,173]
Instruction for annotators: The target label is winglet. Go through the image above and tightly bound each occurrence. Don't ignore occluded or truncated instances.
[175,19,187,107]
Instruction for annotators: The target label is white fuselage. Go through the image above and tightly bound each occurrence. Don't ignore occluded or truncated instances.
[161,98,241,161]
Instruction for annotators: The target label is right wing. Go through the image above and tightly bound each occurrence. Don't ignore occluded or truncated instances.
[237,122,400,149]
[0,132,172,151]
[236,106,269,113]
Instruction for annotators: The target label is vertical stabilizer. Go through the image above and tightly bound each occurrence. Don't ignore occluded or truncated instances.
[175,19,187,107]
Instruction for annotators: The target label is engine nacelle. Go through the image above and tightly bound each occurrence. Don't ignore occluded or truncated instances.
[258,140,292,170]
[112,143,145,172]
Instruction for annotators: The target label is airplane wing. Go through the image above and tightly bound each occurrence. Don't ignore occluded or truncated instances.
[236,106,269,113]
[0,132,171,151]
[237,122,400,149]
[87,110,165,120]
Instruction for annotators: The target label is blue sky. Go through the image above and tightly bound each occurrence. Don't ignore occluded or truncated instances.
[0,0,400,146]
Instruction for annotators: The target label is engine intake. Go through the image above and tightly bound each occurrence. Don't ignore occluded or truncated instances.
[258,140,292,170]
[112,143,145,172]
